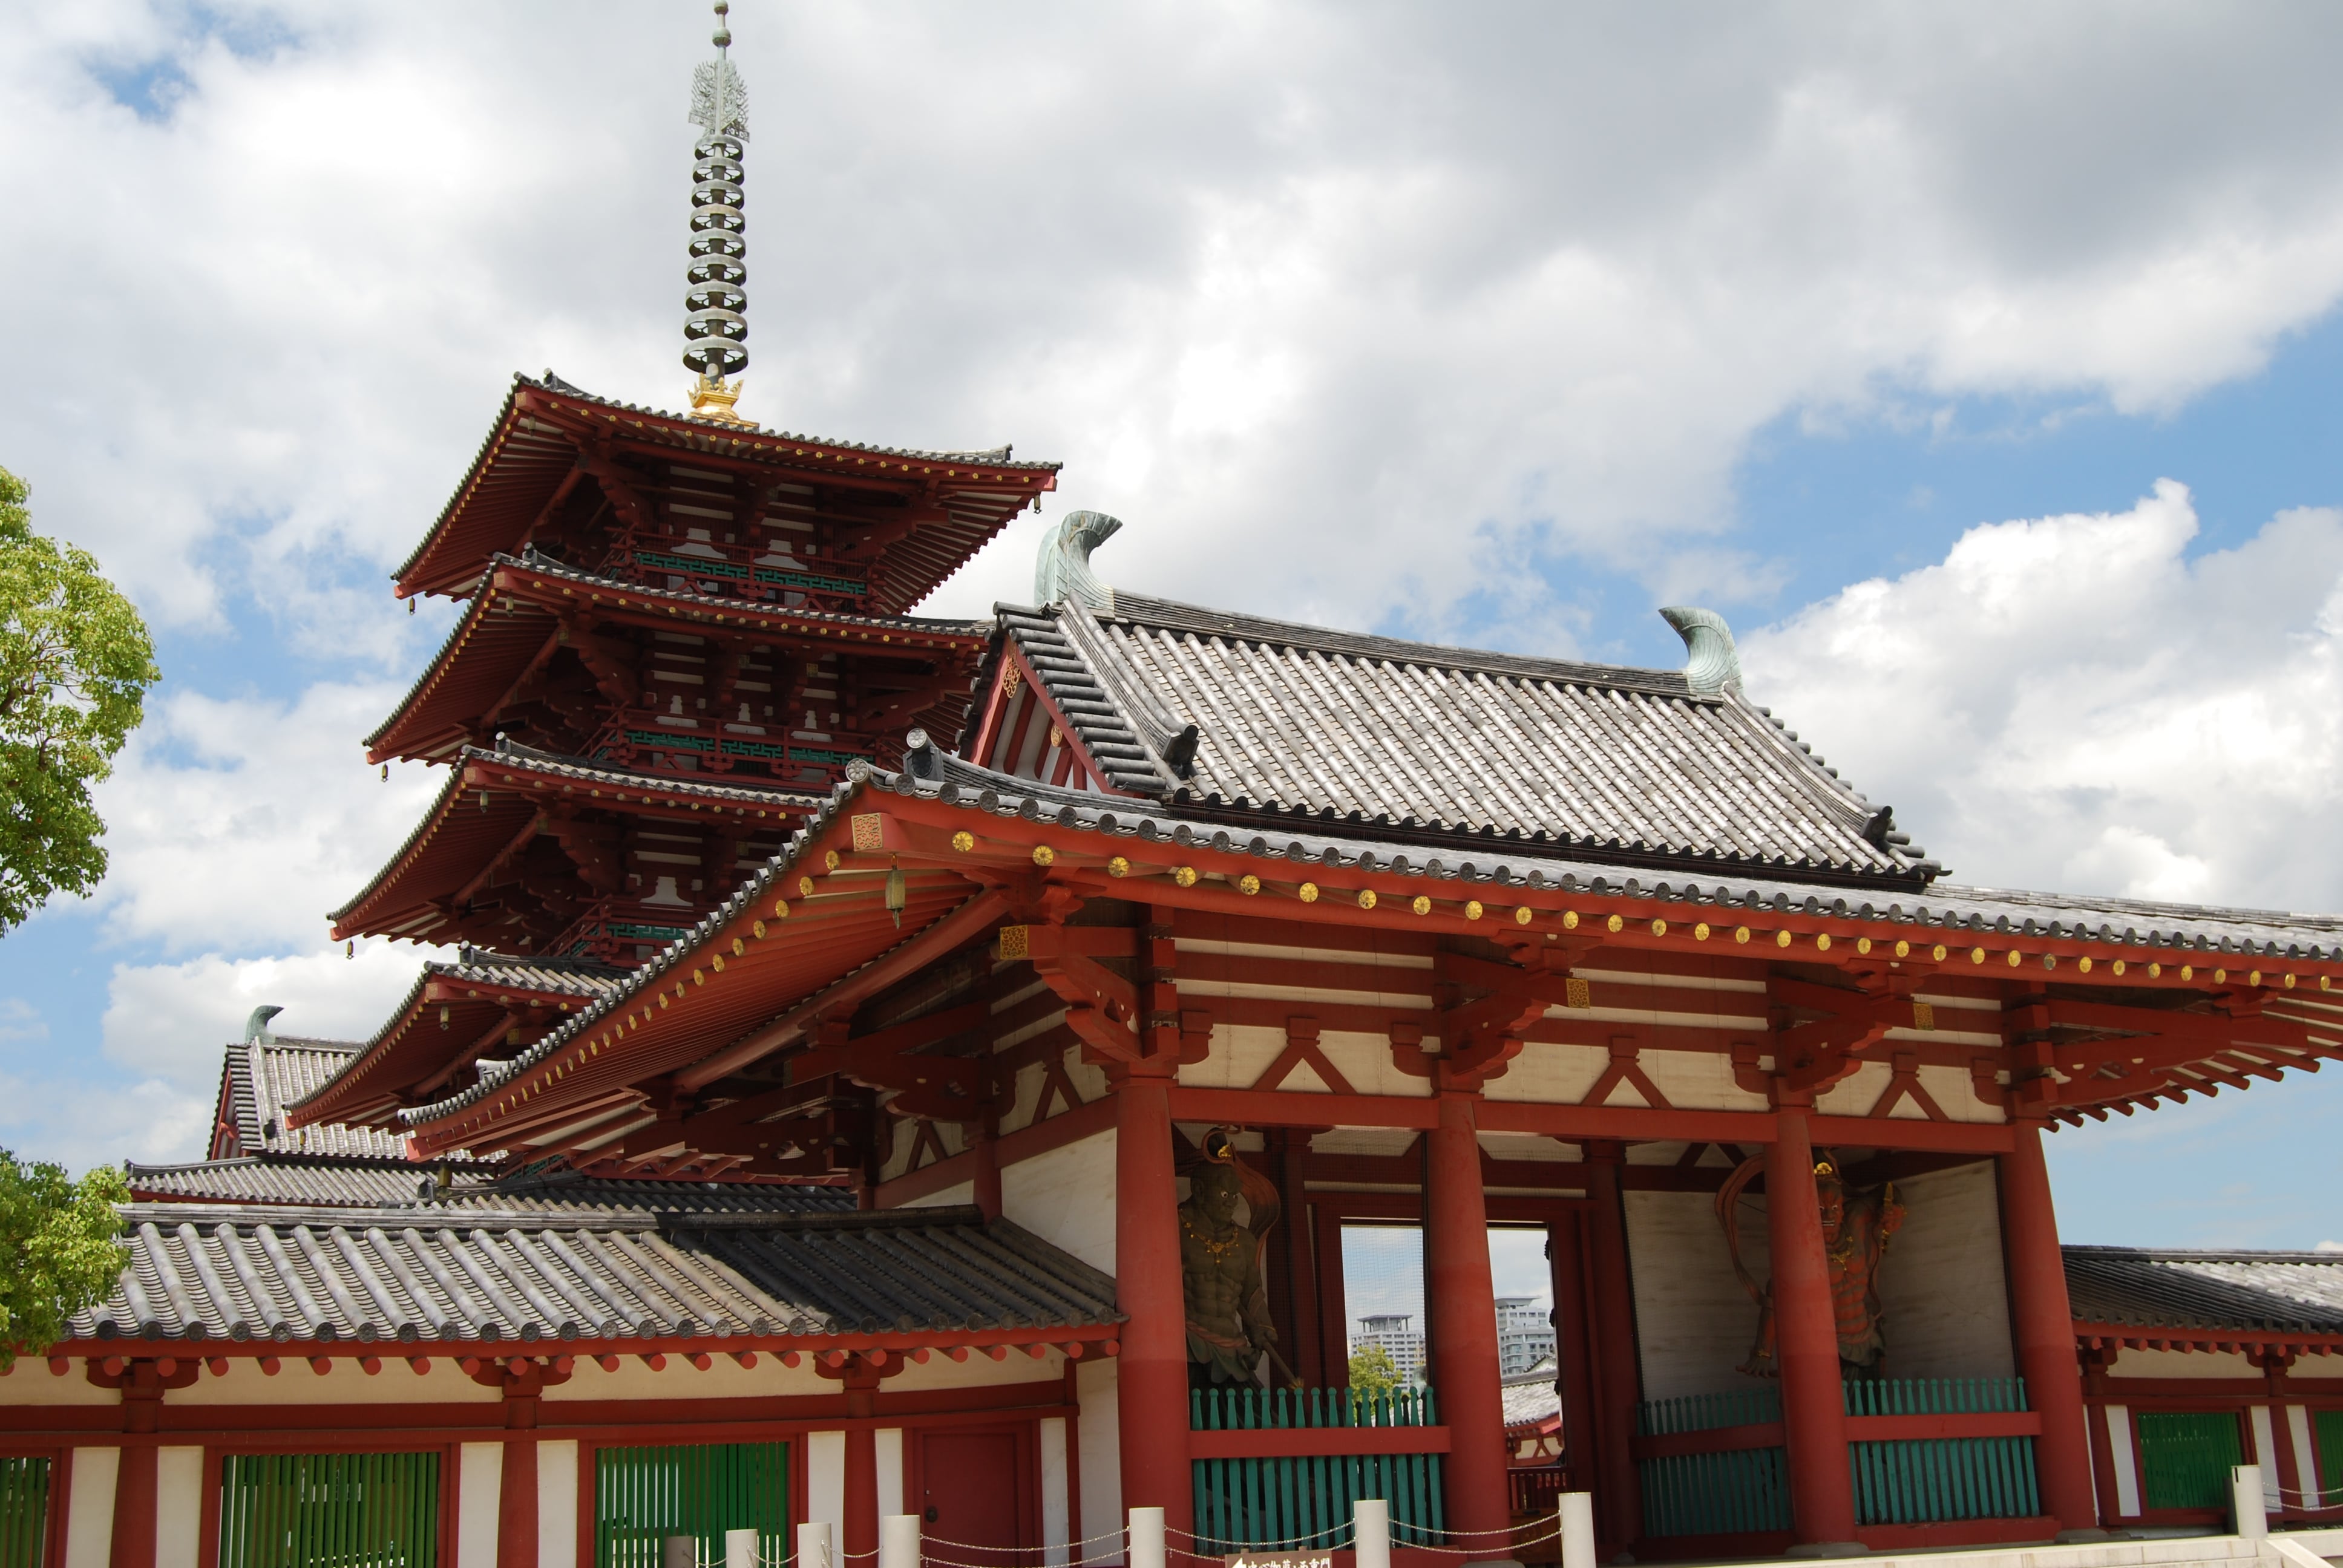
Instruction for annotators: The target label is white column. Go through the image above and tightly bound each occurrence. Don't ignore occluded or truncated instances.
[537,1440,579,1568]
[1128,1506,1165,1568]
[881,1514,922,1568]
[154,1449,203,1568]
[63,1448,119,1568]
[1353,1499,1390,1568]
[459,1444,505,1568]
[799,1520,837,1568]
[1039,1417,1070,1568]
[807,1431,847,1544]
[876,1429,905,1520]
[1077,1362,1122,1552]
[2290,1406,2321,1506]
[2103,1405,2140,1519]
[2231,1464,2267,1540]
[2253,1408,2284,1512]
[725,1529,761,1568]
[1558,1494,1596,1568]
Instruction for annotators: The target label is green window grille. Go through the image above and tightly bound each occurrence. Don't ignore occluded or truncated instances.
[2137,1412,2243,1512]
[1190,1387,1443,1554]
[217,1451,440,1568]
[1637,1386,1791,1538]
[1844,1377,2038,1525]
[0,1457,50,1568]
[596,1441,790,1568]
[2318,1411,2343,1506]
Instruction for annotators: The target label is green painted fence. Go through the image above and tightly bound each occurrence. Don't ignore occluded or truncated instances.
[1844,1379,2038,1525]
[2138,1412,2243,1512]
[595,1440,790,1568]
[1636,1385,1791,1538]
[1638,1379,2043,1537]
[2318,1410,2343,1506]
[0,1457,49,1568]
[217,1452,439,1568]
[1190,1387,1444,1553]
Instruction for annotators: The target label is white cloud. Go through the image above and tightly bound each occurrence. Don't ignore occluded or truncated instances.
[4,4,2343,646]
[1742,483,2343,910]
[100,939,439,1097]
[86,679,445,954]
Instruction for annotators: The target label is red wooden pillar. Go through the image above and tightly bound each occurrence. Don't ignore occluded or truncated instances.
[1114,1064,1193,1534]
[498,1379,540,1568]
[2002,1119,2100,1534]
[1315,1201,1350,1388]
[845,1397,880,1561]
[1580,1144,1642,1549]
[1274,1130,1323,1383]
[110,1364,163,1568]
[1545,1212,1599,1498]
[1424,1091,1512,1553]
[969,1116,1003,1220]
[1767,1106,1858,1548]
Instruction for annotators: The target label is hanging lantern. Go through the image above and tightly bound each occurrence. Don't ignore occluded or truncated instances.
[438,1005,451,1030]
[885,857,907,929]
[345,940,354,959]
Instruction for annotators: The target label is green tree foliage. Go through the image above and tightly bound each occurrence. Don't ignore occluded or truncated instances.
[0,1151,126,1366]
[1348,1344,1402,1394]
[0,465,158,934]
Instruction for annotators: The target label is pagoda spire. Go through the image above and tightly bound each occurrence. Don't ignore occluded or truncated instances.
[685,0,752,424]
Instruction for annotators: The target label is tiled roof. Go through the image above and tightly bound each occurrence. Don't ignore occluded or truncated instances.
[282,946,631,1134]
[223,1039,410,1162]
[367,557,987,765]
[392,736,2343,1151]
[1502,1361,1562,1431]
[2065,1246,2343,1336]
[68,1201,1118,1347]
[330,740,819,939]
[395,373,1057,611]
[122,1160,853,1214]
[988,598,1940,888]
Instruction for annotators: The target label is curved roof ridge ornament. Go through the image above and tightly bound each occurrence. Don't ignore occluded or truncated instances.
[1035,510,1120,614]
[1659,605,1742,698]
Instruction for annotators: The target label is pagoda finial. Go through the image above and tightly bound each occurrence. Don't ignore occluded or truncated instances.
[685,1,753,424]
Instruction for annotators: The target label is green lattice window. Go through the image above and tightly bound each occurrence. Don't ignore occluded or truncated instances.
[2313,1411,2343,1504]
[0,1457,50,1568]
[2137,1412,2243,1512]
[217,1451,439,1568]
[596,1441,789,1568]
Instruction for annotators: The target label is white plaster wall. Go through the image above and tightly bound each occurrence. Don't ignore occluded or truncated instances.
[537,1440,578,1568]
[458,1443,503,1568]
[174,1357,502,1405]
[1316,1032,1435,1099]
[1039,1417,1069,1567]
[1815,1061,2004,1124]
[1176,1024,1287,1091]
[155,1447,202,1568]
[2108,1348,2261,1380]
[2293,1357,2343,1379]
[905,1181,976,1209]
[876,1429,903,1518]
[2105,1405,2141,1517]
[62,1447,116,1568]
[1872,1160,2016,1379]
[545,1352,829,1402]
[806,1432,845,1536]
[1816,1062,1895,1118]
[1075,1361,1121,1550]
[1636,1051,1773,1113]
[1481,1042,1607,1105]
[1625,1189,1771,1403]
[1003,1129,1116,1273]
[888,1356,1065,1394]
[1,1367,119,1407]
[2290,1406,2319,1498]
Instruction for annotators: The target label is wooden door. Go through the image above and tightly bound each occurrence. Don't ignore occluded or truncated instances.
[916,1426,1036,1566]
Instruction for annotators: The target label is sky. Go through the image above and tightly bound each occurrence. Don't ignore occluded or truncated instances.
[2,2,2342,1249]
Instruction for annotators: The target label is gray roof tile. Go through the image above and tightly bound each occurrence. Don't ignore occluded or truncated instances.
[68,1201,1118,1347]
[2065,1246,2343,1336]
[990,598,1937,887]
